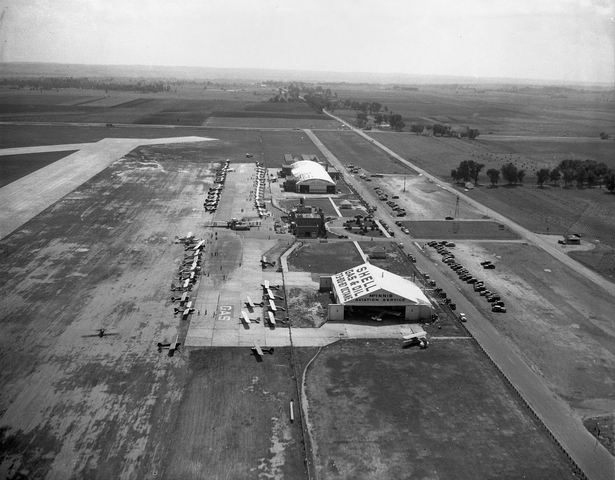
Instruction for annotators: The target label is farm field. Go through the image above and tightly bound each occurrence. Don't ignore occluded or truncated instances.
[331,85,615,137]
[304,339,576,480]
[0,87,332,128]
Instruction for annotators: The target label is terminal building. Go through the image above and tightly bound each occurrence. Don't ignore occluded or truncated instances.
[320,263,432,321]
[282,158,337,194]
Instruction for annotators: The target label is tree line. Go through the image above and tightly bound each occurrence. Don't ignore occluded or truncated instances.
[451,158,615,192]
[1,77,168,93]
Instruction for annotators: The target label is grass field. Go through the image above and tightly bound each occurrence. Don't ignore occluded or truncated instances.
[0,150,77,187]
[287,240,364,274]
[304,339,576,480]
[403,220,521,240]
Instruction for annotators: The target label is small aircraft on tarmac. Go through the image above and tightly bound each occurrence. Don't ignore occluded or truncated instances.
[268,299,286,312]
[171,292,190,304]
[157,334,181,357]
[402,325,428,349]
[241,311,260,324]
[83,328,118,338]
[252,341,274,358]
[174,301,196,319]
[267,311,277,326]
[245,296,264,309]
[261,280,280,291]
[174,232,195,244]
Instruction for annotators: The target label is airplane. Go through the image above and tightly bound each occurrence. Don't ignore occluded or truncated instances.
[264,288,275,300]
[251,341,274,357]
[83,328,118,338]
[157,334,181,357]
[245,296,264,309]
[268,299,286,312]
[402,326,428,349]
[170,292,189,304]
[241,311,260,324]
[174,301,195,317]
[367,307,403,322]
[267,311,277,326]
[185,239,205,251]
[174,231,195,244]
[261,280,280,291]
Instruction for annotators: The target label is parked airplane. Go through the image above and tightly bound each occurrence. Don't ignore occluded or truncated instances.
[171,292,189,304]
[268,299,286,312]
[157,334,181,357]
[241,311,260,324]
[264,288,275,300]
[367,307,402,322]
[402,326,428,349]
[267,311,277,326]
[260,280,280,291]
[174,231,195,244]
[252,341,274,357]
[186,239,205,251]
[245,296,264,309]
[83,328,118,338]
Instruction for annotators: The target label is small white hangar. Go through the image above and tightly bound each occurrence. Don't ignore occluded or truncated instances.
[321,263,432,321]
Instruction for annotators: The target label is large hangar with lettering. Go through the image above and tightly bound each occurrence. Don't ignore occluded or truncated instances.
[327,263,432,321]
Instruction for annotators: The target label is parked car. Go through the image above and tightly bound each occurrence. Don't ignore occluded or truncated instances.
[459,313,467,322]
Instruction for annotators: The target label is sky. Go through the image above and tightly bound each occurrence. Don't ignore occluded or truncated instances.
[0,0,613,84]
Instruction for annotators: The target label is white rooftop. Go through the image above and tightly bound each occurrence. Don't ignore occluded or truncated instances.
[331,263,431,306]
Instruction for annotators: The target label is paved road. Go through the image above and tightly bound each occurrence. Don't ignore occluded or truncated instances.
[316,114,615,480]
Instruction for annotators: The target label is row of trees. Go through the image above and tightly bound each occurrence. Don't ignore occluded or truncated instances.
[451,158,615,191]
[409,123,480,139]
[1,77,167,93]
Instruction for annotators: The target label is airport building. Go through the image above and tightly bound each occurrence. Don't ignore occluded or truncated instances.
[283,159,336,194]
[321,263,432,321]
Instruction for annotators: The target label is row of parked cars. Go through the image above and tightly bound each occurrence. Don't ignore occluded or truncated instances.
[428,242,507,314]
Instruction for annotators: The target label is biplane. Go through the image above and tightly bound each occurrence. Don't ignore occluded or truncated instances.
[157,334,181,357]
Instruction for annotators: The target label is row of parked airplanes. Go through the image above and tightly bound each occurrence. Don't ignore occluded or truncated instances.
[254,163,268,218]
[242,280,286,328]
[204,159,230,213]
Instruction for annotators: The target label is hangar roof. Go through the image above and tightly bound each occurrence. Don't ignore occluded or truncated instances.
[331,263,431,306]
[291,160,335,186]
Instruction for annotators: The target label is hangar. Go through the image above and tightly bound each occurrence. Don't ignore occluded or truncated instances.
[283,160,336,194]
[322,263,432,321]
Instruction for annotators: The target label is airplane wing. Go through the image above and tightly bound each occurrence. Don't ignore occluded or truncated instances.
[268,311,276,325]
[266,288,274,300]
[241,311,251,324]
[403,325,426,341]
[263,280,270,290]
[253,342,264,356]
[183,279,190,288]
[246,296,255,308]
[269,299,277,311]
[181,292,188,302]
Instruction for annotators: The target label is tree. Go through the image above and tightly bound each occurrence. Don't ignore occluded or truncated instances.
[374,113,384,125]
[536,168,550,186]
[356,112,368,127]
[562,168,577,187]
[472,162,485,184]
[466,127,481,140]
[451,169,460,183]
[486,168,500,186]
[410,123,425,133]
[389,114,405,131]
[500,162,519,184]
[549,167,561,185]
[369,102,382,114]
[586,170,596,188]
[576,169,586,187]
[604,169,615,192]
[517,169,526,183]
